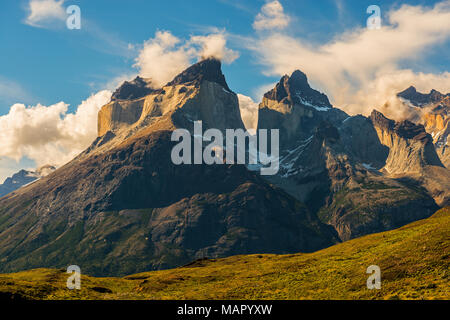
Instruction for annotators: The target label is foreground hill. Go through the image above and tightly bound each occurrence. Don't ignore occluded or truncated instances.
[1,207,448,300]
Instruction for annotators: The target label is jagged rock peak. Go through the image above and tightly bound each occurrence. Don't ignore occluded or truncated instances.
[370,110,431,143]
[166,58,232,92]
[397,86,449,107]
[111,76,157,101]
[264,70,331,108]
[370,110,395,130]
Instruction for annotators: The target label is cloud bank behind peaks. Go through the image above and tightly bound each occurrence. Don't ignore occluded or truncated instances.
[0,90,112,167]
[250,1,450,120]
[237,94,259,131]
[134,31,239,87]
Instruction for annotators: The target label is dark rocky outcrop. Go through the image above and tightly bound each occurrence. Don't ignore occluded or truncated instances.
[167,58,232,92]
[111,76,157,101]
[339,115,389,169]
[397,86,449,107]
[264,70,331,108]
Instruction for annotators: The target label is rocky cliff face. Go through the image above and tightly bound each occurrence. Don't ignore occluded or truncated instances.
[97,58,244,139]
[111,76,157,101]
[423,98,450,168]
[370,110,444,174]
[0,60,337,276]
[397,86,450,168]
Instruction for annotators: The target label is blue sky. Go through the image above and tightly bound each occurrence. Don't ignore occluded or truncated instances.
[0,0,449,181]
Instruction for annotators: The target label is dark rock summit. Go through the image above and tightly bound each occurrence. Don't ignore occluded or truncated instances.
[370,110,433,144]
[167,58,232,92]
[264,70,332,108]
[258,70,347,150]
[397,86,449,107]
[111,76,157,101]
[369,109,395,130]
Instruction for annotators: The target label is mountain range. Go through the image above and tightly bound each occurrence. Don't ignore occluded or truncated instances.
[0,165,56,198]
[0,58,448,276]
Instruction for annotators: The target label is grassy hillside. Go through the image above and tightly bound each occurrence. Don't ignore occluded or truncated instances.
[1,207,448,300]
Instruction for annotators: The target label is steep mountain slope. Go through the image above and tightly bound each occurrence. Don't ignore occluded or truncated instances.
[257,72,441,241]
[370,110,450,206]
[0,165,56,198]
[1,207,448,300]
[0,59,337,276]
[370,110,444,174]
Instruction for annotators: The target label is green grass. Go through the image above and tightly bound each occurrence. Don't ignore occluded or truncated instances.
[0,207,449,300]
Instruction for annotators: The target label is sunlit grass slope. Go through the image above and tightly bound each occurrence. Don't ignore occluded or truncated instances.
[1,207,448,300]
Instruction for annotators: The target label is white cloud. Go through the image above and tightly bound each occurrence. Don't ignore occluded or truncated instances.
[25,0,66,27]
[249,1,450,119]
[133,31,193,87]
[253,1,291,31]
[0,90,112,168]
[237,94,259,130]
[190,33,240,63]
[134,31,239,87]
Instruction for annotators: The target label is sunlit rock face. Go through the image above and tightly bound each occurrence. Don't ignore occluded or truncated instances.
[97,58,244,138]
[397,86,450,168]
[370,110,444,175]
